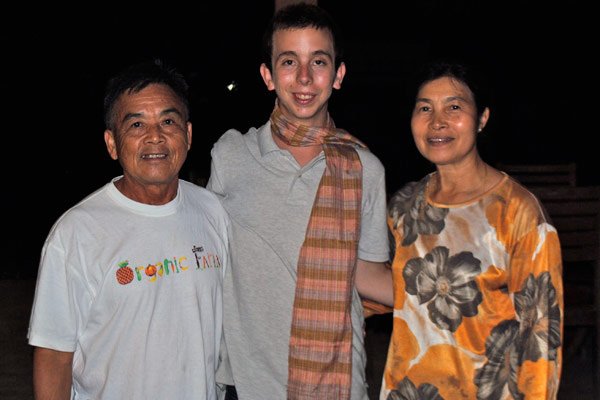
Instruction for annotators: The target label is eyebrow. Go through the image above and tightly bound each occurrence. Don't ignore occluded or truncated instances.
[275,49,333,60]
[444,95,469,103]
[415,95,469,104]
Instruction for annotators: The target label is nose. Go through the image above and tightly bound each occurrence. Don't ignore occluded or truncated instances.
[146,124,166,143]
[297,64,312,85]
[431,113,447,130]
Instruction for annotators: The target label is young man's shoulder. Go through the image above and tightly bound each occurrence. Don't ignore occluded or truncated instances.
[213,125,263,148]
[210,125,266,166]
[180,180,227,210]
[355,146,385,176]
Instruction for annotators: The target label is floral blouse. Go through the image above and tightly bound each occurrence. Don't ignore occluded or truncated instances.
[381,173,563,399]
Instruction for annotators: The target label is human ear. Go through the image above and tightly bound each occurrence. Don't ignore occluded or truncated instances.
[259,63,276,91]
[104,130,119,160]
[333,62,346,90]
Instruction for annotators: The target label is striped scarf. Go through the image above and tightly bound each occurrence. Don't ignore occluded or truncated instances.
[270,104,364,400]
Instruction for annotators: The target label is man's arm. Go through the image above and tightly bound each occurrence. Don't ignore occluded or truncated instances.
[33,347,73,400]
[355,259,393,307]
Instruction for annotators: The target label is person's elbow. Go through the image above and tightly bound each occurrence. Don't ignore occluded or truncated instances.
[355,259,394,307]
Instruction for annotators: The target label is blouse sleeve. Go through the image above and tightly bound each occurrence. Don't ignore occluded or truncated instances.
[507,220,563,398]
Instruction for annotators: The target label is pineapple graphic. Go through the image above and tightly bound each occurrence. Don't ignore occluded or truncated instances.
[116,260,134,285]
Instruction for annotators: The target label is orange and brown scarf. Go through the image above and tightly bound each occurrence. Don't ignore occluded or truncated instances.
[270,104,364,399]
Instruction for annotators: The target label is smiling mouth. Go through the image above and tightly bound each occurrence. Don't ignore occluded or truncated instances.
[141,153,167,159]
[428,137,453,144]
[294,93,314,104]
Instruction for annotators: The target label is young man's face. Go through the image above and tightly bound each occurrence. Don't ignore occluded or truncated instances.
[260,27,345,127]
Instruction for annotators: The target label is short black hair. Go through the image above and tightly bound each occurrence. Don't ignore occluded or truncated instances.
[103,59,189,130]
[411,58,492,118]
[261,3,344,71]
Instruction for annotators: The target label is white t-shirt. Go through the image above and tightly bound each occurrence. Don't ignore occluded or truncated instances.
[28,178,229,400]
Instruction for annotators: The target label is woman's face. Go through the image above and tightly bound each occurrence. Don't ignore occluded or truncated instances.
[410,76,487,167]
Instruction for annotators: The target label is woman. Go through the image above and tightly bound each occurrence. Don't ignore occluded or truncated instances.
[381,60,563,399]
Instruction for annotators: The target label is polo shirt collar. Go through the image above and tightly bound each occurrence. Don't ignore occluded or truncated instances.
[258,121,282,157]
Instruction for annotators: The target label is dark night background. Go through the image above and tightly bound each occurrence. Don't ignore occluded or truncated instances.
[2,1,597,279]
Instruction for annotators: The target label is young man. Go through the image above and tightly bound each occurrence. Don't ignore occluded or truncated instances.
[28,60,230,400]
[207,4,392,399]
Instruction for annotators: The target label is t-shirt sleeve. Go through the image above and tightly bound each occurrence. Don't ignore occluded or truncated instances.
[358,164,389,263]
[28,238,79,352]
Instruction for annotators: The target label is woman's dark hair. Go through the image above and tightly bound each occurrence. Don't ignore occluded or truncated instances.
[261,3,344,71]
[412,58,491,119]
[103,59,189,130]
